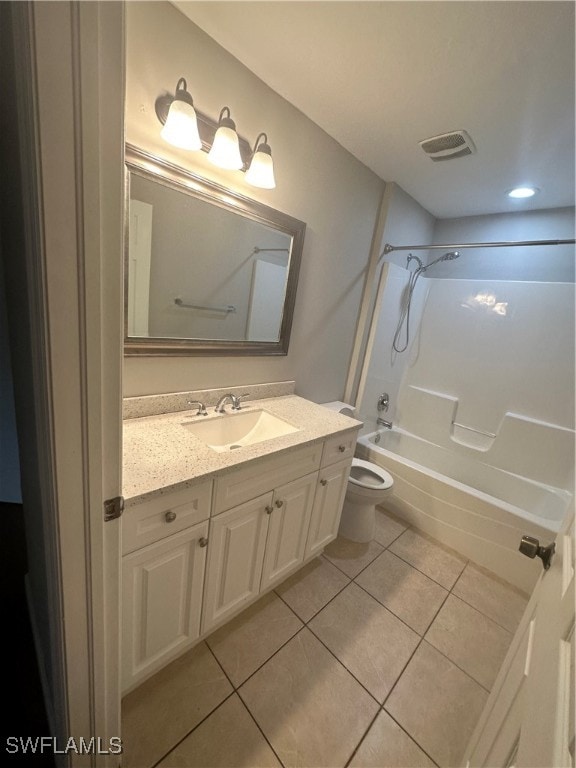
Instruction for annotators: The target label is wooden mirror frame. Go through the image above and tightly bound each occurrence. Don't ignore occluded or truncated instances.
[124,144,306,356]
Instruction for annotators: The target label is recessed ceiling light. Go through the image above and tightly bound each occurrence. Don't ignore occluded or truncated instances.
[507,186,539,199]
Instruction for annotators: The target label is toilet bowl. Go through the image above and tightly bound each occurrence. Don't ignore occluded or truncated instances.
[339,458,394,543]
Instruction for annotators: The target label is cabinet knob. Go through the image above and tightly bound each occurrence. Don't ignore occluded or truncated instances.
[199,537,208,548]
[265,505,273,515]
[338,445,346,453]
[165,510,177,523]
[275,499,284,508]
[320,478,328,486]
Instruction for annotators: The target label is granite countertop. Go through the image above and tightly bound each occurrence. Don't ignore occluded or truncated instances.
[123,395,362,506]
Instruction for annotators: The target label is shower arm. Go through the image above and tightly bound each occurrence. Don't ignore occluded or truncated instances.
[383,238,575,254]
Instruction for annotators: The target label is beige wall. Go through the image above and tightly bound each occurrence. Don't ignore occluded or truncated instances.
[124,1,384,400]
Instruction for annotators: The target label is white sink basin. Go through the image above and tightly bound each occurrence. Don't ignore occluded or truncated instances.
[183,409,299,452]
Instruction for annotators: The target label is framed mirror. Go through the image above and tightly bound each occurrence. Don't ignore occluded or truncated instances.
[124,144,306,356]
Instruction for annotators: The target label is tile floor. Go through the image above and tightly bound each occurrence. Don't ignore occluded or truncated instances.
[122,508,529,768]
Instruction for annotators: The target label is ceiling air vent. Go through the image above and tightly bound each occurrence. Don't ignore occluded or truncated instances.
[419,130,476,162]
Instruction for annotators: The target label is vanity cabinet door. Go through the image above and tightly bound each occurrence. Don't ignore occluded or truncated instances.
[122,520,209,692]
[305,458,351,559]
[201,494,271,634]
[260,472,318,590]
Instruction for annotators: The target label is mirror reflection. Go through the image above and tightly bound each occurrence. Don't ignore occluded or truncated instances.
[124,146,305,356]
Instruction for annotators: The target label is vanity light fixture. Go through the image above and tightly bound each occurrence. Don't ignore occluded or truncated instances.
[159,78,202,151]
[207,107,243,170]
[245,133,276,189]
[155,78,276,187]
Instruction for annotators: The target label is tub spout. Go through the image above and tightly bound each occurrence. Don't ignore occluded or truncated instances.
[377,418,393,429]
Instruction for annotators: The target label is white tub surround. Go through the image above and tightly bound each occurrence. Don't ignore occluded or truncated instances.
[121,394,361,691]
[398,385,575,493]
[357,430,570,592]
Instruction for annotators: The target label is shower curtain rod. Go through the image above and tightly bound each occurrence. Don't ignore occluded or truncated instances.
[383,238,575,254]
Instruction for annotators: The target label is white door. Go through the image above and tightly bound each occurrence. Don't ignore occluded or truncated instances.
[246,259,287,341]
[11,2,124,762]
[128,199,153,336]
[464,504,575,767]
[202,494,271,633]
[305,459,351,558]
[261,473,318,589]
[122,521,209,691]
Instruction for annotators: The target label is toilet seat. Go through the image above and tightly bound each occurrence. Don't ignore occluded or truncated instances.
[348,458,393,490]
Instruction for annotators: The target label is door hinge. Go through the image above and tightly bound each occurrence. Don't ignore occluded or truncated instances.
[104,495,125,522]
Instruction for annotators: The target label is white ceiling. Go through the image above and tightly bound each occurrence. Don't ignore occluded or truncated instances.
[173,1,575,219]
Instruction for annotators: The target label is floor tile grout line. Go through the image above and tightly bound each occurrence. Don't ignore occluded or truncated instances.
[448,566,522,634]
[149,688,237,768]
[343,707,383,768]
[304,623,382,707]
[228,619,383,768]
[147,642,286,768]
[322,543,385,580]
[210,619,304,693]
[382,708,441,768]
[273,566,352,625]
[420,636,493,695]
[381,584,452,709]
[382,544,468,591]
[235,689,287,768]
[352,572,446,637]
[444,590,516,636]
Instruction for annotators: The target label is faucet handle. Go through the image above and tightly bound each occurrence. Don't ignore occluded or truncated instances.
[377,393,389,412]
[232,393,250,410]
[187,400,208,416]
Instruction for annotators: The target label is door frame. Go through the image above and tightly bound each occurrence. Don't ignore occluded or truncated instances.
[6,2,124,764]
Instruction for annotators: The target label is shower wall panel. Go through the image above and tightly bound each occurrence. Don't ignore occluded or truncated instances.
[399,278,575,489]
[356,262,429,431]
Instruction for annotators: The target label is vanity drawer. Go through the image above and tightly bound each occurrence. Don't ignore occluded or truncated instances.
[123,481,213,554]
[321,431,358,467]
[213,442,323,515]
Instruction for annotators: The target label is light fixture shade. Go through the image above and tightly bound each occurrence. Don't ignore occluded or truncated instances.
[161,100,202,150]
[160,81,202,151]
[208,125,243,170]
[246,133,276,189]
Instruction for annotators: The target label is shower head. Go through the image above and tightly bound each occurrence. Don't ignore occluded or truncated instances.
[422,250,461,271]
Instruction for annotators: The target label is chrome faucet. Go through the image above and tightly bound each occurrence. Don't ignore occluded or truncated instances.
[214,393,250,413]
[377,418,393,429]
[187,400,207,416]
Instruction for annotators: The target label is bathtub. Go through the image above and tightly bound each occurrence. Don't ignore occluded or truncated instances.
[356,428,572,593]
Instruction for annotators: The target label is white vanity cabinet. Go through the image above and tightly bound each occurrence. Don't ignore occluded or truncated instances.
[201,438,354,634]
[122,428,358,691]
[201,494,271,633]
[305,458,351,558]
[304,433,355,557]
[121,481,212,690]
[260,472,319,589]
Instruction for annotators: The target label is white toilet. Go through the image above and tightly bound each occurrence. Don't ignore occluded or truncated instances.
[321,401,394,543]
[339,458,394,543]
